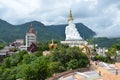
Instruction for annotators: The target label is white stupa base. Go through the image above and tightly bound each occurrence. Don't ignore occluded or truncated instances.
[61,39,88,47]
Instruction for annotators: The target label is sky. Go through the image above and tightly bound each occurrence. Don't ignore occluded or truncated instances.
[0,0,120,38]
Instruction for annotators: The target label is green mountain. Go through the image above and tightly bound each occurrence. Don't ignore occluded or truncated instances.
[92,37,120,48]
[0,19,96,42]
[0,19,120,48]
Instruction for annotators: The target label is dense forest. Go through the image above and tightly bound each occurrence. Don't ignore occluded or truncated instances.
[0,43,90,80]
[0,40,120,80]
[91,37,120,48]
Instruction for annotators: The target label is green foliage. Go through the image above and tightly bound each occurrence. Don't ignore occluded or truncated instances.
[2,57,11,68]
[20,56,50,80]
[0,42,6,50]
[34,51,43,57]
[0,52,50,80]
[12,47,18,52]
[10,51,26,66]
[57,44,69,50]
[112,44,120,50]
[66,59,78,70]
[0,68,16,80]
[92,37,120,48]
[2,50,27,68]
[50,47,90,70]
[94,55,111,63]
[22,65,36,80]
[48,61,64,76]
[21,54,37,64]
[38,42,49,52]
[0,44,90,80]
[94,44,119,63]
[105,48,116,61]
[15,64,27,79]
[31,56,49,79]
[106,48,116,56]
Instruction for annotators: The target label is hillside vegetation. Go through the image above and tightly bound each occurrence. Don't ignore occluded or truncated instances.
[0,19,95,42]
[0,43,89,80]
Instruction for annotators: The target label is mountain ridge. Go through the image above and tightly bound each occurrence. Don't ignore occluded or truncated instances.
[0,19,96,42]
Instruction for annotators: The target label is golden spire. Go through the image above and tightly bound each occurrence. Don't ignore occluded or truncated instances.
[68,9,73,22]
[29,24,35,34]
[52,39,54,45]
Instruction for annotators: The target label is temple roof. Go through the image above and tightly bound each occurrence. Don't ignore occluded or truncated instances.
[28,24,35,34]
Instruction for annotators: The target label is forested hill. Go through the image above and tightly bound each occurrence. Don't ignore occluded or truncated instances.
[0,19,96,42]
[92,37,120,48]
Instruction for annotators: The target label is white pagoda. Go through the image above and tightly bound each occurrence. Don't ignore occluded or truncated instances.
[61,9,88,47]
[26,24,37,47]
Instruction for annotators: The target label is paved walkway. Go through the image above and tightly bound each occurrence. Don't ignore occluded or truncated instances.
[92,62,120,80]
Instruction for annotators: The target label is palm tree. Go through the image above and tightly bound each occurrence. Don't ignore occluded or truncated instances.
[105,48,116,61]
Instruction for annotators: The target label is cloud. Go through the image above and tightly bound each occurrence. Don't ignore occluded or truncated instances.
[0,0,120,37]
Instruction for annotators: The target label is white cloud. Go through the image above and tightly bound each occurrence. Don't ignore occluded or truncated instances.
[0,0,120,37]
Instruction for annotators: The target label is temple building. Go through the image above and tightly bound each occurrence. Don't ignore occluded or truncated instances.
[61,9,88,47]
[17,24,38,52]
[26,24,37,48]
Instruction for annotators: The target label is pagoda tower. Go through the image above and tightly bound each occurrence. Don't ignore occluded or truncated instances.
[26,24,37,47]
[61,9,88,47]
[65,9,82,40]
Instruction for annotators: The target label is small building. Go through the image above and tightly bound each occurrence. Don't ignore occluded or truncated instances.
[96,47,108,56]
[27,43,38,53]
[0,46,10,62]
[43,51,51,56]
[19,45,27,51]
[10,24,38,53]
[15,39,24,45]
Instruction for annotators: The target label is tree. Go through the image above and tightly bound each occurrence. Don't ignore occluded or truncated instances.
[112,44,120,51]
[10,51,25,66]
[50,47,89,70]
[20,56,50,80]
[38,42,49,52]
[34,51,43,57]
[105,48,116,61]
[94,54,111,63]
[13,47,18,52]
[0,68,16,80]
[22,54,37,64]
[112,44,120,62]
[2,57,11,68]
[48,61,65,76]
[0,42,6,50]
[32,56,49,80]
[22,65,35,80]
[0,43,90,80]
[66,59,78,70]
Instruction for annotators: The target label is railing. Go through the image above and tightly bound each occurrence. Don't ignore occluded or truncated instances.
[48,68,89,80]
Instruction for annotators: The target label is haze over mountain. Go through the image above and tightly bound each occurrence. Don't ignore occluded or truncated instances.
[0,19,96,42]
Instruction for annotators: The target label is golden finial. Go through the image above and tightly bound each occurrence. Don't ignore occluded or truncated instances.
[48,39,57,50]
[68,9,73,22]
[29,24,35,34]
[52,39,54,45]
